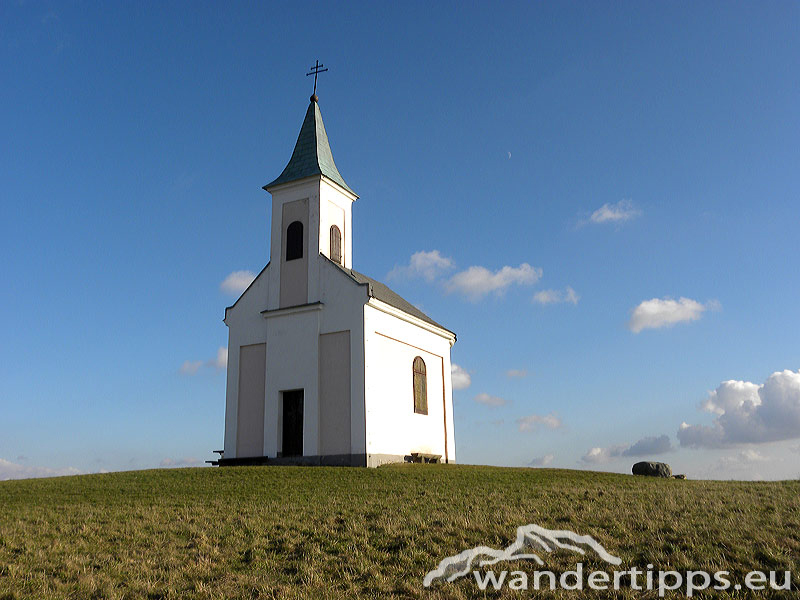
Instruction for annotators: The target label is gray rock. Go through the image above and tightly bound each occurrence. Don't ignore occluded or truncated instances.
[632,461,672,478]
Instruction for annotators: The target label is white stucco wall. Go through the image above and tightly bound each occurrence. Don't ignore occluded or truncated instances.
[266,176,356,311]
[263,304,323,456]
[363,302,456,464]
[267,178,318,311]
[223,265,269,458]
[317,259,368,456]
[319,330,351,455]
[224,256,369,460]
[278,198,309,307]
[318,177,354,269]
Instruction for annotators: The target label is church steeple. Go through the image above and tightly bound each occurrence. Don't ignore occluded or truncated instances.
[264,94,358,309]
[264,96,356,197]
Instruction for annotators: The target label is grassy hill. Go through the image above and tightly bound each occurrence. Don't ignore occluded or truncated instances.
[1,464,798,599]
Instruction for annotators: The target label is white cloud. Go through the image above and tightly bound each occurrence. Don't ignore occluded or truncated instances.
[581,445,628,464]
[0,458,81,481]
[699,379,761,416]
[446,263,542,301]
[220,270,256,295]
[581,435,673,464]
[388,250,454,282]
[628,297,719,333]
[723,449,769,465]
[533,286,579,305]
[711,450,770,479]
[625,435,674,456]
[180,347,227,376]
[588,199,641,224]
[180,360,203,375]
[565,287,580,304]
[516,413,563,432]
[212,346,228,370]
[160,457,204,468]
[451,363,471,390]
[532,290,559,304]
[387,252,544,303]
[506,369,529,378]
[474,393,507,407]
[678,369,800,448]
[529,454,554,467]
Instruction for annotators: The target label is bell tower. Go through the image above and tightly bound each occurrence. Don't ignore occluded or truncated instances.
[263,94,358,309]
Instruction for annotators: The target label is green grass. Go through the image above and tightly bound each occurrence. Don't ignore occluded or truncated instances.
[1,464,798,599]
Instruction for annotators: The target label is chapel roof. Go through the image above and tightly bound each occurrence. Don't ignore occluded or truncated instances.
[264,96,356,196]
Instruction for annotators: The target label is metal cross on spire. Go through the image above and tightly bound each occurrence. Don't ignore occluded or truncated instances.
[306,60,328,101]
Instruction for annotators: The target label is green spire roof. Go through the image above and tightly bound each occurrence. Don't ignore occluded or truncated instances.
[264,97,356,196]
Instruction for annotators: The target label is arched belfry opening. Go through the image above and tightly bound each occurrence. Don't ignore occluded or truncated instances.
[286,221,303,261]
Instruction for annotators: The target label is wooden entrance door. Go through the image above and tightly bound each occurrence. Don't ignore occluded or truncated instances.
[282,390,303,457]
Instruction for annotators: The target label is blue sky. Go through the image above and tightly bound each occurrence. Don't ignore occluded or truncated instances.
[2,2,799,480]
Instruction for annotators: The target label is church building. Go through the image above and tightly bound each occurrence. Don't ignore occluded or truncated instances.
[217,93,457,467]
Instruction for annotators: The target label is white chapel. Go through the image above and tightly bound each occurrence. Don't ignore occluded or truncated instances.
[216,92,457,468]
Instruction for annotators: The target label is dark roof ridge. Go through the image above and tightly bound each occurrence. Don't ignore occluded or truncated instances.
[322,256,455,337]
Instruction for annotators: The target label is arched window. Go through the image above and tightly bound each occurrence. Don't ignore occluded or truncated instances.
[286,221,303,261]
[330,225,342,265]
[413,356,427,415]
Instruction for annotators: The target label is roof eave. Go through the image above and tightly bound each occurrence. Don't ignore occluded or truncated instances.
[263,173,322,193]
[367,297,457,345]
[263,173,359,200]
[318,174,359,200]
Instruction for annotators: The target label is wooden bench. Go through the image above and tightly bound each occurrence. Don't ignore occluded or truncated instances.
[206,450,225,465]
[409,452,441,464]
